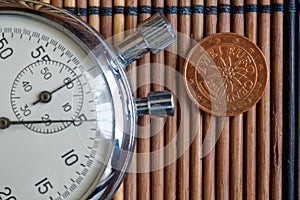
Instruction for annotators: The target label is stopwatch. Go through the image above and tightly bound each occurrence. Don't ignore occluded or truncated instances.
[0,1,175,199]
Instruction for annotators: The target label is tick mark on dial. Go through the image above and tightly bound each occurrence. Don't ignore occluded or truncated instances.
[29,67,34,74]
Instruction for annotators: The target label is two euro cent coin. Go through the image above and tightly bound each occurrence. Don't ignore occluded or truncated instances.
[184,33,268,116]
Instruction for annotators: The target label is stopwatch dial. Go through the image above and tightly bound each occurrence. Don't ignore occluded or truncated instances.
[11,60,84,134]
[0,10,114,200]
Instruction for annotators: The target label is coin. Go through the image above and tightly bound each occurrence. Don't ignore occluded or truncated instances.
[184,33,268,116]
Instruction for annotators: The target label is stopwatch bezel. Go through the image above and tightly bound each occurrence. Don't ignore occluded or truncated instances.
[0,1,136,199]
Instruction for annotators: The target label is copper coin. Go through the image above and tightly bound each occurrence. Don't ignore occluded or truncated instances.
[184,33,268,116]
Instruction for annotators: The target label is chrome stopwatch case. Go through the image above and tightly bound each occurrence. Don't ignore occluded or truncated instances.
[0,1,175,199]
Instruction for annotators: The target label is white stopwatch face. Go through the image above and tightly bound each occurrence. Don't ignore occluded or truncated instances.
[0,9,116,200]
[0,0,175,199]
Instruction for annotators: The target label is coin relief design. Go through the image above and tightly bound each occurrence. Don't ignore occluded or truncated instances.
[184,33,268,116]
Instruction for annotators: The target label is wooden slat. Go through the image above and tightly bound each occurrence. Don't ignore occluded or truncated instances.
[177,0,191,199]
[282,0,296,198]
[244,0,257,199]
[164,0,178,199]
[216,1,230,200]
[230,0,244,199]
[151,1,165,200]
[112,0,125,199]
[124,0,138,199]
[88,0,100,32]
[203,0,217,199]
[76,0,87,22]
[257,0,271,199]
[51,0,63,7]
[190,0,204,199]
[100,0,112,39]
[271,0,283,199]
[137,0,151,199]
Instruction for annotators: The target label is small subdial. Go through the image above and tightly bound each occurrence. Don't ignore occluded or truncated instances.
[10,60,84,134]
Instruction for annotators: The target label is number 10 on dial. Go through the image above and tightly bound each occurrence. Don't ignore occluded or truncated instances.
[0,1,114,199]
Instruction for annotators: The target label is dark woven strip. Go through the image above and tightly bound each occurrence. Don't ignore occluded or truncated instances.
[218,4,231,13]
[258,5,271,13]
[272,3,284,11]
[138,6,152,14]
[71,5,291,16]
[231,5,244,14]
[246,4,257,12]
[205,6,217,15]
[124,6,138,15]
[285,3,296,12]
[179,6,191,14]
[192,5,204,13]
[76,8,87,16]
[89,6,100,15]
[64,7,75,14]
[85,5,289,15]
[165,6,178,14]
[113,6,125,14]
[153,7,164,13]
[100,7,113,16]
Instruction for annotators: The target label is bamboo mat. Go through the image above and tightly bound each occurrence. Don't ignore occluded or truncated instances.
[42,0,299,199]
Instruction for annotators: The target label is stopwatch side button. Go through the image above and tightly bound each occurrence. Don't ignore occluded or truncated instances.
[135,91,175,117]
[138,12,176,54]
[114,13,176,66]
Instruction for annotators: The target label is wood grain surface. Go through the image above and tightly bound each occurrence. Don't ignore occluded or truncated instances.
[112,0,125,199]
[244,0,257,199]
[177,0,191,199]
[282,0,296,199]
[88,0,100,32]
[43,1,294,199]
[271,0,283,199]
[216,1,230,200]
[164,0,178,199]
[258,0,271,199]
[137,0,151,199]
[124,0,138,199]
[230,0,244,199]
[203,0,217,199]
[151,1,165,200]
[190,0,203,200]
